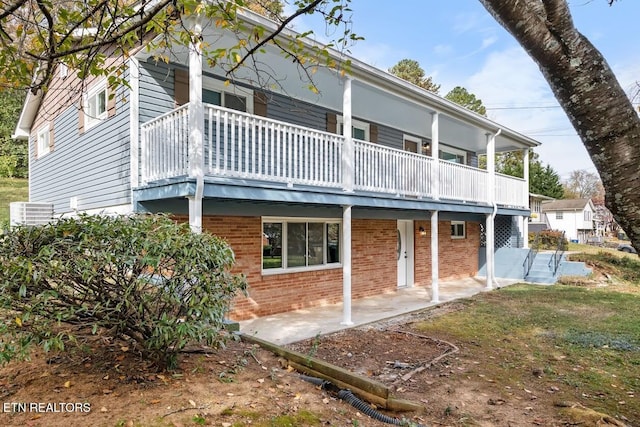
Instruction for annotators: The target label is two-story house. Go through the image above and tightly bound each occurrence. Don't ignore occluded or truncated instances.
[542,199,595,243]
[12,8,539,324]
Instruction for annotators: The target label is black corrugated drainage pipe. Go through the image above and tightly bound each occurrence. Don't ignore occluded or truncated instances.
[300,374,427,427]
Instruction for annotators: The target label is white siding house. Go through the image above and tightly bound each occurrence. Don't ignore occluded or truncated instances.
[542,199,595,243]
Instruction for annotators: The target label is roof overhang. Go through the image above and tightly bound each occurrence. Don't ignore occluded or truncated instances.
[13,90,43,140]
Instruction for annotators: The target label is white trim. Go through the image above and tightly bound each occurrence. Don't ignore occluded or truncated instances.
[402,134,422,153]
[202,76,254,113]
[84,79,108,130]
[337,115,370,141]
[60,203,133,217]
[36,124,50,158]
[451,221,466,239]
[397,220,415,288]
[261,217,342,274]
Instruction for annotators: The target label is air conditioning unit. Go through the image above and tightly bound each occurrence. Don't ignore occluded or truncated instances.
[9,202,54,227]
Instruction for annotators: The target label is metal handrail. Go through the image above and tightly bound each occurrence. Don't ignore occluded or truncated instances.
[548,231,566,276]
[523,232,540,278]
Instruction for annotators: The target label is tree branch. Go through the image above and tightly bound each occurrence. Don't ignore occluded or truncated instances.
[227,0,324,75]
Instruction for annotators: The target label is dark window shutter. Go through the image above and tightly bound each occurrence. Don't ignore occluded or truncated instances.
[107,90,116,118]
[326,112,337,133]
[49,123,54,152]
[174,68,189,106]
[78,100,85,134]
[254,91,268,117]
[369,123,378,143]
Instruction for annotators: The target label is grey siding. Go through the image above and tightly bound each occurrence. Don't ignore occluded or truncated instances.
[139,60,176,123]
[30,78,131,214]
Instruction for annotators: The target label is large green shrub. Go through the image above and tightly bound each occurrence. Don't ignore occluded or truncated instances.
[0,214,247,369]
[529,229,568,251]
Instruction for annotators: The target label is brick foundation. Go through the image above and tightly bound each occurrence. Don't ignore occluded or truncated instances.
[175,215,480,320]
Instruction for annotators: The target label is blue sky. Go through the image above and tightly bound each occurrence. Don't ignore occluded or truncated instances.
[292,0,640,180]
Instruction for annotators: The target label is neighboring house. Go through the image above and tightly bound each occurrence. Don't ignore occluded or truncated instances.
[12,9,539,323]
[542,199,596,243]
[528,193,555,233]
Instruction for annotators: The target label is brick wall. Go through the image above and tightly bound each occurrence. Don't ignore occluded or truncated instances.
[174,215,479,320]
[414,220,480,287]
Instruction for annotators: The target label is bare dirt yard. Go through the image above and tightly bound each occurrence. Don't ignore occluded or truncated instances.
[0,305,631,427]
[1,251,637,427]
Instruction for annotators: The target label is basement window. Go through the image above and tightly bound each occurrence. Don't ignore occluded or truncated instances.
[262,218,341,273]
[451,221,466,239]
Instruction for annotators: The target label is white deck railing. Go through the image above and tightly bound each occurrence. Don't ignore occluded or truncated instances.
[495,173,527,207]
[354,139,435,197]
[439,160,488,203]
[140,104,528,209]
[205,107,343,188]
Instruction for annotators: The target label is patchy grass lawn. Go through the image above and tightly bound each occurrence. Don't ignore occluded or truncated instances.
[0,177,28,225]
[411,257,640,425]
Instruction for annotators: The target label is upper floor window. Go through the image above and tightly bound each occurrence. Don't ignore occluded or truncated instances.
[36,124,51,158]
[584,210,591,221]
[451,221,466,239]
[337,116,370,141]
[556,212,564,220]
[84,80,108,130]
[439,145,466,164]
[203,77,253,113]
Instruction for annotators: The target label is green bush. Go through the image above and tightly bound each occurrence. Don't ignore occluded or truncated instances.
[530,230,568,251]
[0,214,247,369]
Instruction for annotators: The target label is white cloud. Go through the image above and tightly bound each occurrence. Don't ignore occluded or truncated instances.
[465,47,596,179]
[434,44,454,56]
[481,36,498,49]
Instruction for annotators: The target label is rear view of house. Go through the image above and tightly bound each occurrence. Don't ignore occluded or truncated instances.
[12,9,540,323]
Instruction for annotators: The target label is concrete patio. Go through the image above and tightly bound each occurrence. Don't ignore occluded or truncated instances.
[239,277,520,345]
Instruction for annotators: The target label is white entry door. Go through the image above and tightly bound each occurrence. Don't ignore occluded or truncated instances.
[397,220,414,288]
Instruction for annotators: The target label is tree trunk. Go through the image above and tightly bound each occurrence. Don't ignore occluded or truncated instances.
[479,0,640,252]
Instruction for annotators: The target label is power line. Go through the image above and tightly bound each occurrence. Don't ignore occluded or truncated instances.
[486,105,562,110]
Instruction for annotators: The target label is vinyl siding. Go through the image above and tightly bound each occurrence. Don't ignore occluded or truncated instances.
[29,74,131,214]
[139,60,176,124]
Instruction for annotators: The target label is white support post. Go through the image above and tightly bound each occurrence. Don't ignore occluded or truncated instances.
[129,57,140,199]
[485,212,495,289]
[342,77,354,193]
[485,131,497,290]
[522,216,529,249]
[431,112,440,200]
[523,147,530,209]
[430,210,439,303]
[341,205,354,325]
[188,19,204,233]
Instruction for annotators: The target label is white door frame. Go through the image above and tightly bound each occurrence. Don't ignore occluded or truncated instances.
[397,220,415,288]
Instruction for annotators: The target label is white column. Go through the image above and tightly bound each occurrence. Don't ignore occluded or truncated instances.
[341,205,353,325]
[522,147,530,248]
[342,77,354,193]
[485,132,497,289]
[431,112,440,200]
[129,57,140,197]
[523,148,530,209]
[430,210,439,303]
[188,21,204,233]
[485,212,495,289]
